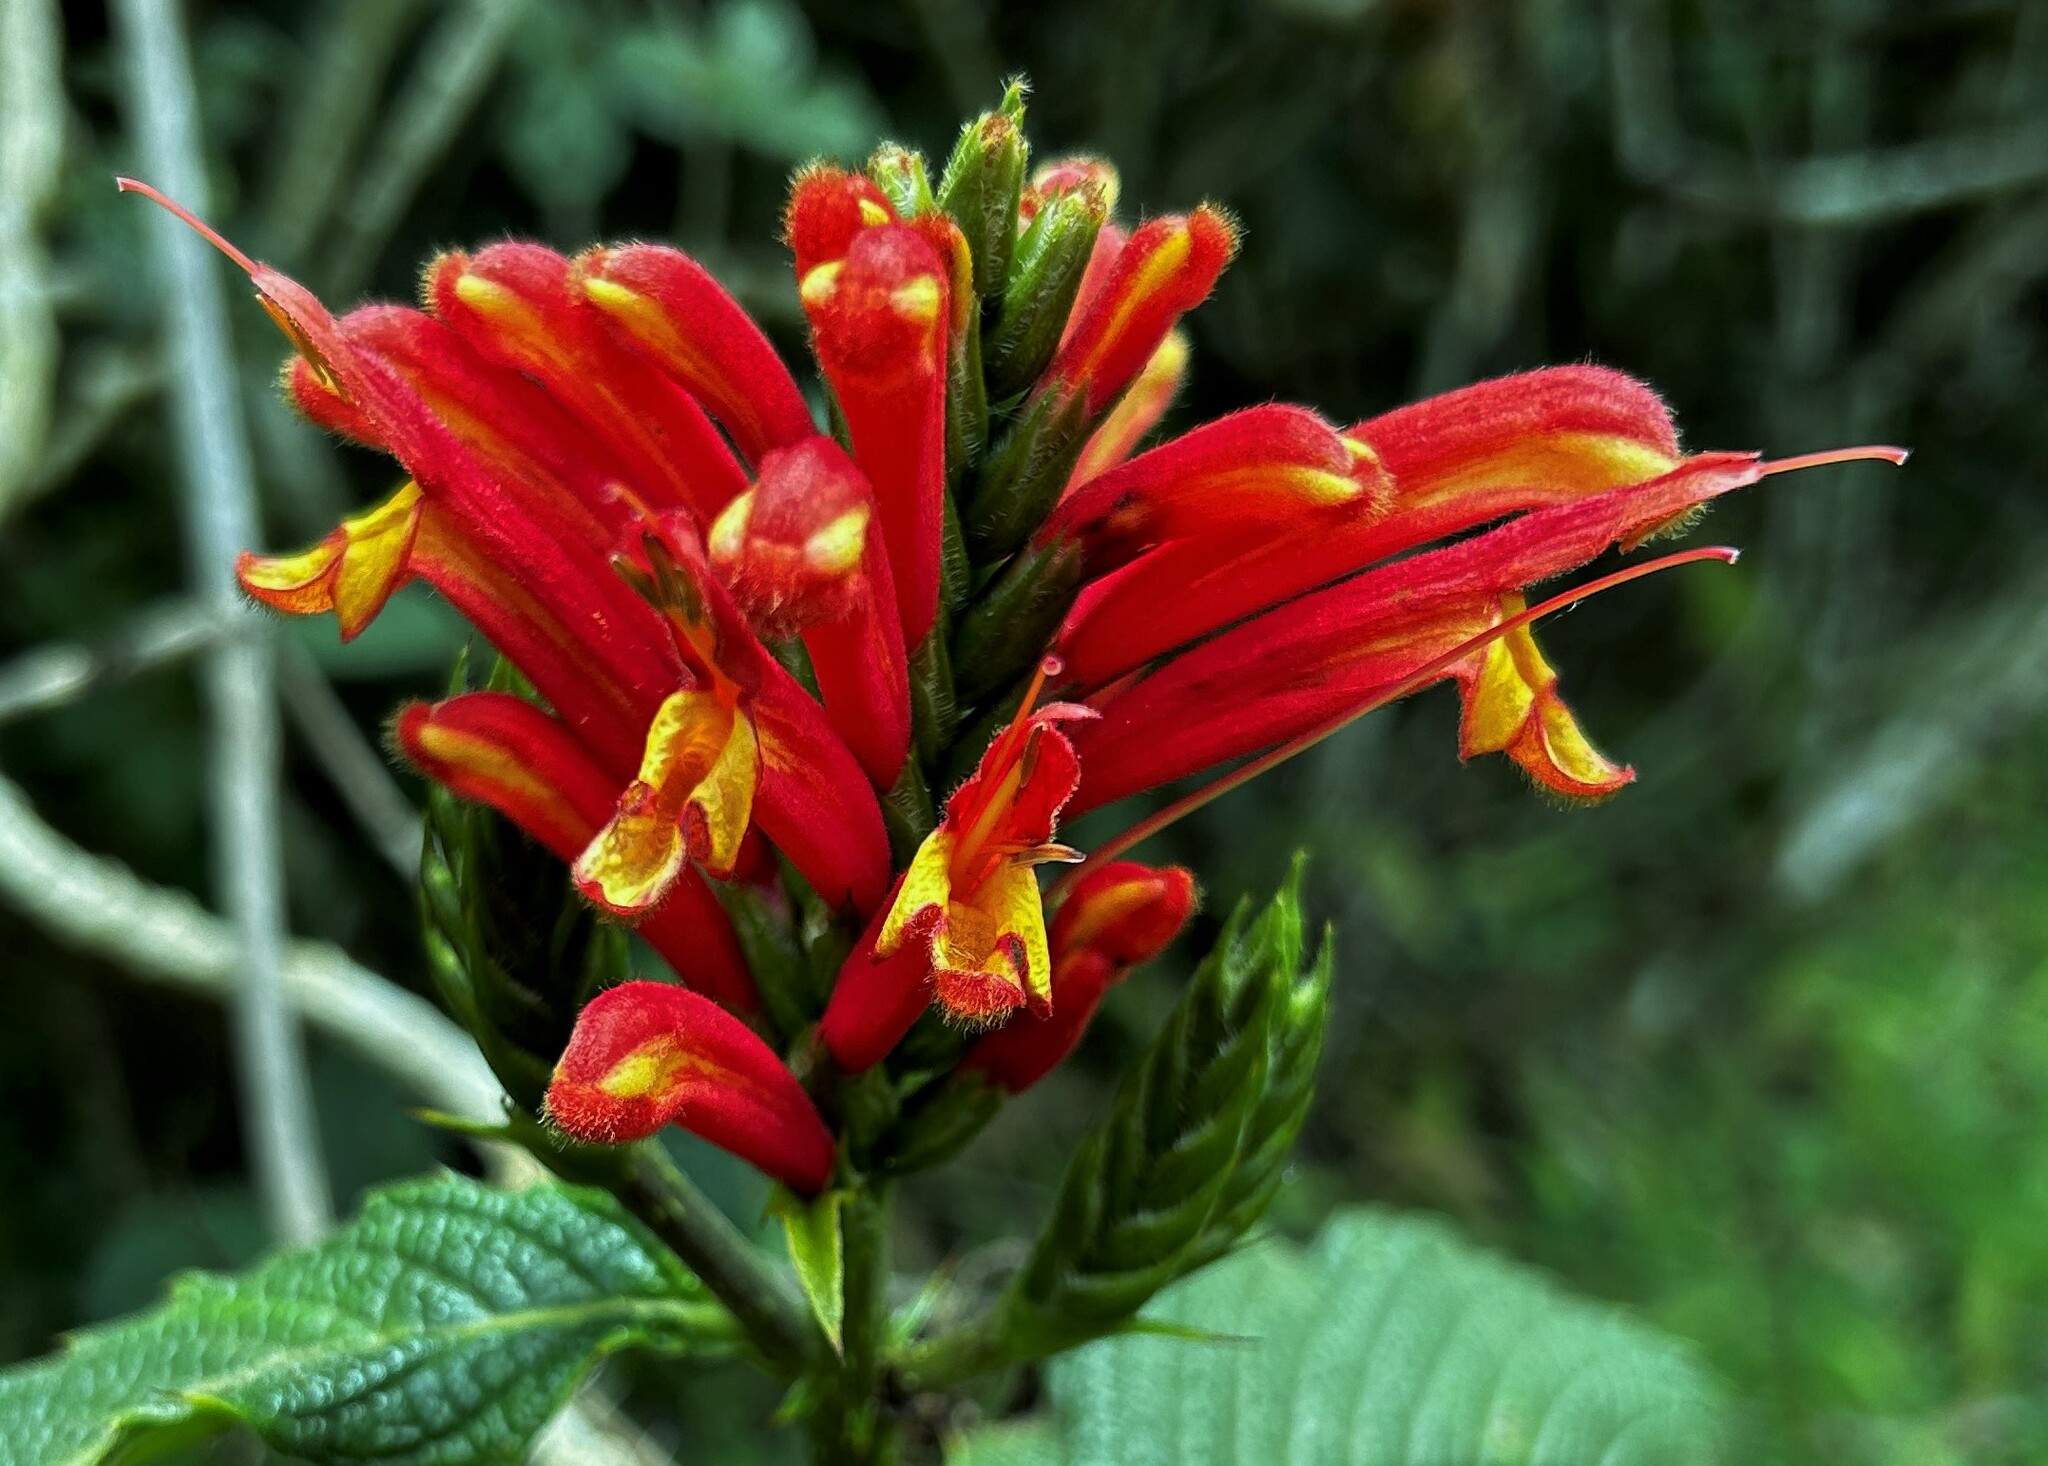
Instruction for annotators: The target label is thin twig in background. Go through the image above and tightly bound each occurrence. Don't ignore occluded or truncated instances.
[0,770,495,1123]
[17,346,161,511]
[319,0,529,296]
[114,0,333,1244]
[0,0,64,523]
[0,600,226,726]
[277,644,425,879]
[260,0,422,264]
[0,609,422,875]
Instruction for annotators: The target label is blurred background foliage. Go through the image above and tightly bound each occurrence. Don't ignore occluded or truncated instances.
[2,0,2045,1462]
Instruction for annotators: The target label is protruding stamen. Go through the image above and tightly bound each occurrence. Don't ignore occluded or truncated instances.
[1761,444,1911,476]
[1056,545,1744,894]
[115,177,260,277]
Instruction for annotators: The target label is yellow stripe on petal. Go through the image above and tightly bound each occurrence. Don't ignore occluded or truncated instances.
[1071,330,1189,487]
[575,783,687,916]
[1408,434,1679,512]
[582,275,720,394]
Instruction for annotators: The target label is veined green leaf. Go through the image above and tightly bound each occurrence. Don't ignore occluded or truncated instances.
[776,1185,847,1355]
[0,1173,733,1466]
[951,1208,1728,1466]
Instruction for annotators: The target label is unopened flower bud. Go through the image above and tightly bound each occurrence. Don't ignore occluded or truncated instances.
[934,80,1029,300]
[867,143,936,219]
[710,439,876,640]
[785,165,897,279]
[985,183,1109,400]
[548,981,836,1195]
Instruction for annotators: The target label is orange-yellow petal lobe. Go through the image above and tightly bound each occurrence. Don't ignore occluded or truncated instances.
[924,858,1052,1026]
[573,784,688,917]
[573,688,755,915]
[877,829,955,958]
[1459,595,1634,800]
[686,707,759,878]
[236,480,423,639]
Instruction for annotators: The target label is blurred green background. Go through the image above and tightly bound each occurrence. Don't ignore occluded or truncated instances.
[3,0,2045,1462]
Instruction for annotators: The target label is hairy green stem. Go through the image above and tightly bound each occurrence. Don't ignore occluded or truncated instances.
[608,1144,827,1378]
[892,1295,1025,1395]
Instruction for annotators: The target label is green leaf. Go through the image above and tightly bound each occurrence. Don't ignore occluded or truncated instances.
[951,1208,1729,1466]
[948,1419,1063,1466]
[775,1186,847,1354]
[0,1173,733,1466]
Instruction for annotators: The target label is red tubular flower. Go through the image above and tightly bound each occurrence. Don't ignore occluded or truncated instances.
[962,861,1196,1092]
[124,93,1910,1201]
[709,437,911,789]
[1066,448,1904,814]
[394,693,756,1013]
[547,981,835,1195]
[1040,404,1394,576]
[820,664,1091,1071]
[128,181,887,935]
[573,243,817,466]
[423,244,750,526]
[1055,366,1697,692]
[220,264,682,780]
[1040,206,1237,420]
[799,218,951,649]
[293,306,633,551]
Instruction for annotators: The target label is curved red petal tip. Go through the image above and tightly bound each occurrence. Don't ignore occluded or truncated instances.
[116,177,261,277]
[1762,444,1910,475]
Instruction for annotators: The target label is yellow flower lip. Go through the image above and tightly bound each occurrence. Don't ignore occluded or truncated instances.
[803,507,871,577]
[708,489,755,566]
[799,261,843,307]
[888,275,943,325]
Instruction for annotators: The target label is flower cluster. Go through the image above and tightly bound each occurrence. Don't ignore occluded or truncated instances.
[123,91,1900,1200]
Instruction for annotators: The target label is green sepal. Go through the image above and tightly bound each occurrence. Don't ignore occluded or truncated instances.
[946,305,990,493]
[769,632,823,700]
[1013,893,1286,1333]
[774,1186,848,1355]
[909,627,960,767]
[1186,894,1332,1268]
[419,755,631,1116]
[777,853,858,1010]
[882,753,939,865]
[985,185,1108,400]
[715,874,821,1043]
[940,488,972,619]
[934,79,1029,301]
[962,386,1093,562]
[951,537,1084,705]
[876,1069,1007,1177]
[868,142,935,217]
